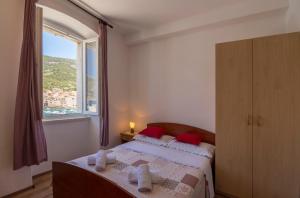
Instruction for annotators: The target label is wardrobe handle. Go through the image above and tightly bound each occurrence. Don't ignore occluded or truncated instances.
[247,115,253,126]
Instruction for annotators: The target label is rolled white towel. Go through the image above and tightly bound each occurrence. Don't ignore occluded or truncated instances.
[88,150,116,167]
[96,150,112,157]
[87,156,96,165]
[128,169,165,184]
[95,151,107,172]
[106,153,116,164]
[137,164,152,192]
[97,150,116,164]
[96,150,106,157]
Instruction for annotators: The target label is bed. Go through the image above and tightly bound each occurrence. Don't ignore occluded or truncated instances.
[52,122,215,198]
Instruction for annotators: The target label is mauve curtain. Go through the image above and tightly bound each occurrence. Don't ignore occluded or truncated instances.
[98,21,109,147]
[13,0,47,170]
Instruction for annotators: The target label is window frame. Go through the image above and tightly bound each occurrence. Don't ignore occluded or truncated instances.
[82,38,99,115]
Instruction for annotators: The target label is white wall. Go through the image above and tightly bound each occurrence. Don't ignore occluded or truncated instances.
[0,0,129,196]
[31,119,91,175]
[128,10,287,132]
[286,0,300,31]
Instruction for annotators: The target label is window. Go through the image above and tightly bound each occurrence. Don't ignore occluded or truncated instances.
[84,40,98,113]
[42,25,98,118]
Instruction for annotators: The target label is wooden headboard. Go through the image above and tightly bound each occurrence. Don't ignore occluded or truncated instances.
[147,122,215,145]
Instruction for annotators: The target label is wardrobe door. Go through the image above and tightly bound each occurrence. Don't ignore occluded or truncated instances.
[253,33,300,198]
[216,40,253,198]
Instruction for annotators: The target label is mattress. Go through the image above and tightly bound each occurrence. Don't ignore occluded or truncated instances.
[69,141,214,198]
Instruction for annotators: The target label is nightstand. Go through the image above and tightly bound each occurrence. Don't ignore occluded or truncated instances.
[120,131,135,143]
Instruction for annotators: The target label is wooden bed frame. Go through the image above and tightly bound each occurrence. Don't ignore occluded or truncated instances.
[52,122,215,198]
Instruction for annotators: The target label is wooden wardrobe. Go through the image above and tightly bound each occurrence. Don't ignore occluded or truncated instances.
[216,32,300,198]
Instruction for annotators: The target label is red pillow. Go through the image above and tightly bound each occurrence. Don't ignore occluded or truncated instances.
[176,132,202,145]
[139,127,165,139]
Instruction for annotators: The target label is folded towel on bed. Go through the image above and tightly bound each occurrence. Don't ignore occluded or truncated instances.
[137,164,152,192]
[87,150,116,167]
[106,154,116,164]
[128,169,165,184]
[95,151,107,172]
[96,150,108,157]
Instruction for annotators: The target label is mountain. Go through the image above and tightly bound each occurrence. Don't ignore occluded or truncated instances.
[43,56,77,91]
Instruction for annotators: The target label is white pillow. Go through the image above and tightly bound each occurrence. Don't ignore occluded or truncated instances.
[133,134,175,146]
[167,140,215,159]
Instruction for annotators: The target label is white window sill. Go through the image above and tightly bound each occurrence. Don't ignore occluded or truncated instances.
[42,114,91,124]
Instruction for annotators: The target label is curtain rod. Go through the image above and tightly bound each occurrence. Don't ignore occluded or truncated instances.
[67,0,114,29]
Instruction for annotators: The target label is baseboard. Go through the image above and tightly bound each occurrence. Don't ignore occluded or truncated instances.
[32,170,52,179]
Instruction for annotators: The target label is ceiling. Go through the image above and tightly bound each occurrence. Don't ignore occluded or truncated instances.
[78,0,244,34]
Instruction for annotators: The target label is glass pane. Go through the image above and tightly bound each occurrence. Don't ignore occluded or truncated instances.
[85,41,97,113]
[42,29,81,116]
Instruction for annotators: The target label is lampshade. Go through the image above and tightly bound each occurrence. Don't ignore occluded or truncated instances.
[129,122,135,129]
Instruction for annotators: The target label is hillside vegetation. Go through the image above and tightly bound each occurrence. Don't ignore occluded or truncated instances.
[43,55,77,91]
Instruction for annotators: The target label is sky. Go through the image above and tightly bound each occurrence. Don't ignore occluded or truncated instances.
[43,31,77,59]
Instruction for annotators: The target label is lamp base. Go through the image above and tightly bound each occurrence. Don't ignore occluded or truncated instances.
[130,129,134,134]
